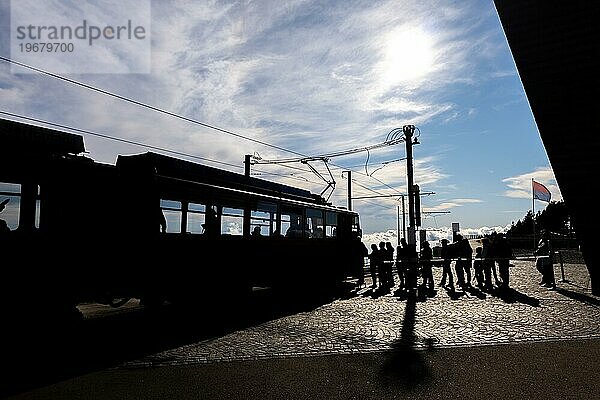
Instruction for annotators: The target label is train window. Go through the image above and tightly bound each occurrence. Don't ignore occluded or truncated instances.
[160,199,182,233]
[253,201,277,236]
[0,182,20,231]
[251,210,271,236]
[325,211,337,238]
[222,207,243,235]
[282,207,303,238]
[187,203,206,234]
[306,209,324,239]
[280,213,290,236]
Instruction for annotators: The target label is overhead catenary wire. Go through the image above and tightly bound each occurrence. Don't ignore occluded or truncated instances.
[368,157,407,176]
[252,134,405,165]
[268,157,406,186]
[328,192,394,211]
[274,162,406,202]
[337,157,407,170]
[250,171,326,186]
[252,126,409,196]
[350,178,390,197]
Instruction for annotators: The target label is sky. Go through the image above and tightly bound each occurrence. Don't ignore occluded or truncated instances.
[0,0,561,241]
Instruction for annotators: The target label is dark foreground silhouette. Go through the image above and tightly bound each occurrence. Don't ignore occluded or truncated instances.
[1,285,352,398]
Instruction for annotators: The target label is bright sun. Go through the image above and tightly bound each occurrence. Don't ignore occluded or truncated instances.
[379,27,434,87]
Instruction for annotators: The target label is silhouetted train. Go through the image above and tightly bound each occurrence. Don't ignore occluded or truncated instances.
[0,119,364,320]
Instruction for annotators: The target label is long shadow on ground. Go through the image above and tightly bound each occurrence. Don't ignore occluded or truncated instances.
[491,287,540,307]
[555,287,600,307]
[379,292,433,391]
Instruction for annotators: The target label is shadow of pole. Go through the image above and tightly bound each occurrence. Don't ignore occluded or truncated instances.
[379,292,432,390]
[555,287,600,308]
[492,287,540,307]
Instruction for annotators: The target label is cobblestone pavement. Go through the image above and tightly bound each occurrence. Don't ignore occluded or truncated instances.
[122,262,599,368]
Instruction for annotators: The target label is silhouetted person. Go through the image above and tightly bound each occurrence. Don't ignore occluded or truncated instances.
[158,208,167,233]
[252,226,262,236]
[453,234,466,289]
[420,240,434,292]
[495,234,512,290]
[285,216,303,238]
[368,243,380,289]
[460,236,473,289]
[535,230,555,289]
[0,219,9,235]
[439,239,454,289]
[358,241,368,287]
[473,246,485,288]
[481,237,497,290]
[0,198,10,235]
[396,238,408,290]
[384,241,395,288]
[379,241,391,289]
[272,228,283,237]
[489,232,501,286]
[404,243,419,291]
[204,207,219,237]
[348,236,367,287]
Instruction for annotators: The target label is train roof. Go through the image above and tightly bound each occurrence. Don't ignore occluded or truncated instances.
[0,119,354,213]
[0,119,85,157]
[0,119,86,182]
[117,152,329,206]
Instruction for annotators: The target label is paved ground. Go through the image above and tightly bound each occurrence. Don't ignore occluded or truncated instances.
[4,261,600,399]
[121,262,600,366]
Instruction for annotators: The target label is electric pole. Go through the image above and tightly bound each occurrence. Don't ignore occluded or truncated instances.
[402,194,406,240]
[243,154,252,237]
[244,154,251,177]
[397,205,400,246]
[347,170,352,211]
[404,125,417,245]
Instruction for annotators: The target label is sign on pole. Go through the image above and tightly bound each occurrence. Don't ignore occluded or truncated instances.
[452,222,460,242]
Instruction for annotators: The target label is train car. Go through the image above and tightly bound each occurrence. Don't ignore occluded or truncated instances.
[0,119,364,320]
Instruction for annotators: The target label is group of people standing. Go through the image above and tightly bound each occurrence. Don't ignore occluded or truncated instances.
[440,232,513,291]
[366,232,515,294]
[367,238,434,293]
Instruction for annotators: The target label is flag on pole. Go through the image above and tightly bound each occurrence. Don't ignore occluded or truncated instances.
[532,180,551,202]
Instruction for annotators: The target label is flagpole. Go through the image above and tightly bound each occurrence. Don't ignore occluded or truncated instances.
[532,178,536,254]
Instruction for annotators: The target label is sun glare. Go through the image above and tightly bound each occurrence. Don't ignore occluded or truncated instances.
[379,27,434,87]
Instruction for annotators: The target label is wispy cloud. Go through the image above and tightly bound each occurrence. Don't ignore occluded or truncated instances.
[423,197,482,212]
[490,70,517,78]
[502,166,562,201]
[452,198,483,204]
